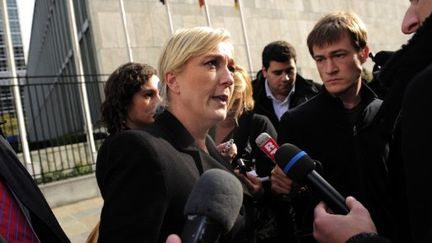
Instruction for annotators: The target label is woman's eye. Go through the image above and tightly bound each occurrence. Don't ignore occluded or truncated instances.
[228,65,235,73]
[142,91,155,98]
[206,60,218,67]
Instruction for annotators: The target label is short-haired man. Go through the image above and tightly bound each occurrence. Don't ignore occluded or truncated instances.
[276,11,393,242]
[313,1,432,242]
[252,40,320,128]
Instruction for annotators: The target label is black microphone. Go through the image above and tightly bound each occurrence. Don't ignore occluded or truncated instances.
[181,169,243,243]
[274,143,349,215]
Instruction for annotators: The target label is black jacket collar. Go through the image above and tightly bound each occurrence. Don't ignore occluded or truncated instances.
[380,13,432,88]
[154,110,196,151]
[319,81,377,108]
[318,82,380,128]
[153,110,234,172]
[375,13,432,133]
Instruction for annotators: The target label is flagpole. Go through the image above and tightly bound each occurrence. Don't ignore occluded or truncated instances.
[237,0,253,73]
[165,0,174,35]
[66,0,97,163]
[1,0,31,164]
[203,1,212,27]
[119,0,133,61]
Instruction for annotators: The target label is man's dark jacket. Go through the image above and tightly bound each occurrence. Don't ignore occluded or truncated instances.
[252,71,321,128]
[360,13,432,243]
[278,84,393,241]
[0,136,70,243]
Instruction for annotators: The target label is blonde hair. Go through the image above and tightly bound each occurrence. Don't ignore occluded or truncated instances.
[307,11,368,56]
[158,27,232,105]
[228,65,255,120]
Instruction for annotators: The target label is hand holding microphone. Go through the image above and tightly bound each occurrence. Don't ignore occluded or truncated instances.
[255,132,294,193]
[270,165,293,194]
[313,196,377,243]
[275,143,349,215]
[217,139,237,162]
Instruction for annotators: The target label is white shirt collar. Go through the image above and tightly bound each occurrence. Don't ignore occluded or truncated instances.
[264,79,296,120]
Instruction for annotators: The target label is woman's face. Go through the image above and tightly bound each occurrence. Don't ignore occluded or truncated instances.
[170,41,235,127]
[126,75,161,129]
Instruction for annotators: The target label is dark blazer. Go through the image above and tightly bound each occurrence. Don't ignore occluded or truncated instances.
[252,72,321,128]
[0,136,70,243]
[278,84,393,241]
[96,111,248,243]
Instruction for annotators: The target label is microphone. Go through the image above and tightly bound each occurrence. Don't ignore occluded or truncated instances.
[274,143,349,215]
[182,169,243,243]
[255,132,278,162]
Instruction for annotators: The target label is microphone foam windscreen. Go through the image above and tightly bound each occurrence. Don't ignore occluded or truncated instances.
[184,169,243,232]
[255,132,271,146]
[275,143,315,181]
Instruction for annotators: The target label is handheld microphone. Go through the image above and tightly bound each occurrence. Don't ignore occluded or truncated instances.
[274,143,349,215]
[255,132,278,162]
[182,169,243,243]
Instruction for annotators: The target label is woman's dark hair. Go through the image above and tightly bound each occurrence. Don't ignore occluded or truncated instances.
[101,62,157,135]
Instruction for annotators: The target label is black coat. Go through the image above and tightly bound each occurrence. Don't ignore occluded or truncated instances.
[0,136,70,243]
[368,13,432,243]
[399,64,432,243]
[96,111,250,243]
[278,84,393,241]
[252,72,321,129]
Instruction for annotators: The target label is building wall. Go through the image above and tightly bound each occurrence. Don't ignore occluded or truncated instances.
[26,0,101,141]
[86,0,410,81]
[26,0,411,141]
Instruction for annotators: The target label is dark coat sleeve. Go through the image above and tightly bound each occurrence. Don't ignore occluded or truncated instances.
[278,110,304,147]
[96,131,168,243]
[0,137,70,243]
[401,65,432,243]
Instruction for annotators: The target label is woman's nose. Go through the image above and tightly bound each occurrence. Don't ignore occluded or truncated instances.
[221,67,234,86]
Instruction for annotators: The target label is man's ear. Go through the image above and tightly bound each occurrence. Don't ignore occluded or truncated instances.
[262,66,268,78]
[165,72,180,94]
[359,46,370,64]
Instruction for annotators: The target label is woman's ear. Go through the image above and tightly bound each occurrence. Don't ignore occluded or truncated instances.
[165,72,180,94]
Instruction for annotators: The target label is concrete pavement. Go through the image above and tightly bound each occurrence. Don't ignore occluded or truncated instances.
[52,196,103,243]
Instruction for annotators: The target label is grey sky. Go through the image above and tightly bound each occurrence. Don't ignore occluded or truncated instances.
[17,0,35,61]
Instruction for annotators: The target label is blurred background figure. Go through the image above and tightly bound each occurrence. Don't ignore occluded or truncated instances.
[211,65,299,243]
[252,40,321,129]
[210,65,276,178]
[87,62,160,243]
[0,126,69,242]
[100,62,160,134]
